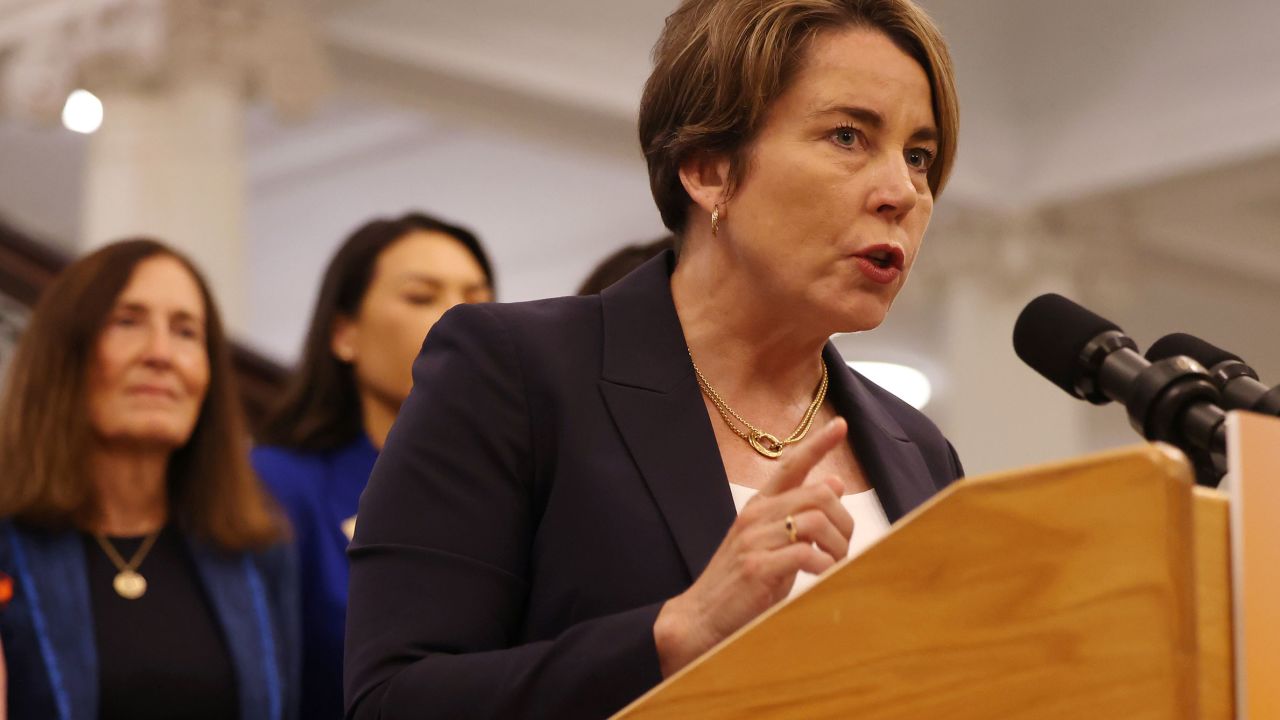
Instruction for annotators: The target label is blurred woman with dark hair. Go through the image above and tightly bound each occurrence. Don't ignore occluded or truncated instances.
[252,211,494,719]
[0,239,298,720]
[576,236,675,296]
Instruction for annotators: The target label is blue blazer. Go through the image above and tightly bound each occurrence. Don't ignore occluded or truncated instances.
[252,436,378,720]
[0,521,301,720]
[344,251,964,719]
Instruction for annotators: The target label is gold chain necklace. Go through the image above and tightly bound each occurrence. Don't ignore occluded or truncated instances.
[93,530,161,600]
[689,350,828,459]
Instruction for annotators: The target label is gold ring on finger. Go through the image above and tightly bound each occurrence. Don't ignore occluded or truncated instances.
[784,514,798,544]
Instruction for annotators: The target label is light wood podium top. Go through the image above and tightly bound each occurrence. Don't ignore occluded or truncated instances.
[616,444,1207,720]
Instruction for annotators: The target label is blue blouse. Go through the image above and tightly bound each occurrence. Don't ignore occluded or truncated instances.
[252,435,378,720]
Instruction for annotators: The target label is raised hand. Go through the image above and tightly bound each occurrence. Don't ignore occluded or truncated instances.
[653,418,855,676]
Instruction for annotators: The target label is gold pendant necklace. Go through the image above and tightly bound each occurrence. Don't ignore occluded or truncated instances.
[689,350,829,459]
[93,530,161,600]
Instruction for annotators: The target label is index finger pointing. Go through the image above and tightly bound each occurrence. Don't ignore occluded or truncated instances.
[759,417,847,497]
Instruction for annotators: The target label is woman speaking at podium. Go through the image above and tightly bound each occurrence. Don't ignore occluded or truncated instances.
[345,0,963,717]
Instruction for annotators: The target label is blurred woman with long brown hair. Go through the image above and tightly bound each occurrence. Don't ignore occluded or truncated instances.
[0,239,298,720]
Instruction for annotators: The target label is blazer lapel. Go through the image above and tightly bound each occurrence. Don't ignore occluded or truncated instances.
[10,528,98,720]
[823,344,936,522]
[598,252,735,582]
[188,543,275,720]
[596,253,937,581]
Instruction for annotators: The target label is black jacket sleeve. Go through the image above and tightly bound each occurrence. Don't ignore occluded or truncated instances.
[344,304,664,720]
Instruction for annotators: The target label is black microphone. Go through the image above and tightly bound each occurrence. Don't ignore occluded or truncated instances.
[1012,294,1226,485]
[1146,333,1280,416]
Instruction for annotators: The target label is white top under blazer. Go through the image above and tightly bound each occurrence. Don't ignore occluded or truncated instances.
[727,483,891,600]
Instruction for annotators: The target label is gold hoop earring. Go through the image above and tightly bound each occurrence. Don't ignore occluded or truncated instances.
[710,205,721,237]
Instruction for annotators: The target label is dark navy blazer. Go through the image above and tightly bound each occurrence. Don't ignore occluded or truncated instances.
[345,252,963,720]
[0,522,300,720]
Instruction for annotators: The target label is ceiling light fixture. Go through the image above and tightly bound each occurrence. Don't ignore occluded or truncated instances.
[62,89,104,134]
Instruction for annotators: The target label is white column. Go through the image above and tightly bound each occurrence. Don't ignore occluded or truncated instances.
[1,0,330,336]
[928,210,1091,476]
[83,71,248,328]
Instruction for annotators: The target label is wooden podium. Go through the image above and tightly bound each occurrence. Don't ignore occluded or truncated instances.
[615,412,1279,720]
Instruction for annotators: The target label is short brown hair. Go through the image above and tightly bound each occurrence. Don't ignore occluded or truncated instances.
[639,0,959,235]
[0,239,285,551]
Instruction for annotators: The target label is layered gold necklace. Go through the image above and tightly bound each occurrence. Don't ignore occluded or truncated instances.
[689,350,828,459]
